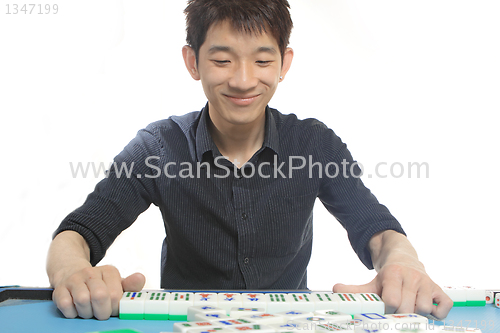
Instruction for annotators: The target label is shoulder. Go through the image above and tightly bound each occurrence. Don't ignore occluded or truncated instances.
[145,111,201,136]
[269,107,340,143]
[270,107,328,131]
[269,107,347,158]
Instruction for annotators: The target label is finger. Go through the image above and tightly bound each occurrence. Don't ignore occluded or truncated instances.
[380,274,403,314]
[69,280,93,319]
[430,290,453,320]
[333,279,378,295]
[397,283,418,314]
[414,286,434,316]
[102,266,125,317]
[86,276,112,320]
[122,272,146,292]
[52,287,78,319]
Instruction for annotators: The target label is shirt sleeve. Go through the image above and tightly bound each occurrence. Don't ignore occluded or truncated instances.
[317,126,406,269]
[53,126,163,266]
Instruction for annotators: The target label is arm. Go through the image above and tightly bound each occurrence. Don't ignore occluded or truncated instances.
[334,230,453,319]
[47,128,163,319]
[47,230,145,320]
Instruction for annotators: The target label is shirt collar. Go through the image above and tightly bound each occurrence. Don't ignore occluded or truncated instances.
[195,103,280,163]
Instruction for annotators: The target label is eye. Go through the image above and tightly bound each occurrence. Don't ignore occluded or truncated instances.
[256,60,272,66]
[212,60,230,65]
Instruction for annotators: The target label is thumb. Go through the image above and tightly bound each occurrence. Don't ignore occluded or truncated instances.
[333,280,378,294]
[121,272,146,292]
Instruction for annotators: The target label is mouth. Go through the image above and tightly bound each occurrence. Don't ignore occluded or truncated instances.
[224,94,261,106]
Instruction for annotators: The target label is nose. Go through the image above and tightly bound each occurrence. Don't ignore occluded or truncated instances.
[228,61,259,92]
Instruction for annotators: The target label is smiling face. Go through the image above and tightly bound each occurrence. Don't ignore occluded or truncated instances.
[183,20,293,131]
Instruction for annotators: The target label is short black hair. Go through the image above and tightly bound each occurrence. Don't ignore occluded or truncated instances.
[184,0,293,64]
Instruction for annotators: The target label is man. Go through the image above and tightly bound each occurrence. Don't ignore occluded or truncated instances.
[47,0,453,321]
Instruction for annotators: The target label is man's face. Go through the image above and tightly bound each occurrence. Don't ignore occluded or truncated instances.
[188,21,292,129]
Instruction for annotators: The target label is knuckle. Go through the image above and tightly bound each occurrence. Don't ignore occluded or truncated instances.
[416,303,433,315]
[91,288,110,304]
[382,295,399,309]
[72,291,91,307]
[56,297,76,317]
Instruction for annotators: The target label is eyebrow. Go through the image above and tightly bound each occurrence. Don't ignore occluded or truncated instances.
[207,45,278,55]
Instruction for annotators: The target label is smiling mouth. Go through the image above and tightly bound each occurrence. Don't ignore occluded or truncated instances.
[224,94,261,106]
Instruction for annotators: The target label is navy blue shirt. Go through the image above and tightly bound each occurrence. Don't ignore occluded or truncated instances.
[54,105,405,290]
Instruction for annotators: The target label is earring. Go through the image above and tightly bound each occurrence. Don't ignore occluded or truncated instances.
[280,76,283,80]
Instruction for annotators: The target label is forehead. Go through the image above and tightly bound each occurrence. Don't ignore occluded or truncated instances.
[202,20,279,51]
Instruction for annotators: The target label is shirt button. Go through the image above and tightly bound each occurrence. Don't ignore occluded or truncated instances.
[241,213,248,220]
[244,257,250,264]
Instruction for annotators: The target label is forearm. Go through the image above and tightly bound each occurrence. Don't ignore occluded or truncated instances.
[46,230,92,287]
[368,230,424,272]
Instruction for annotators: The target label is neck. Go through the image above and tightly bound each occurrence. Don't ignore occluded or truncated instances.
[207,107,266,167]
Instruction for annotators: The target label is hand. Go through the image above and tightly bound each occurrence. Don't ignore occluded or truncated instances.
[333,262,453,320]
[51,265,145,320]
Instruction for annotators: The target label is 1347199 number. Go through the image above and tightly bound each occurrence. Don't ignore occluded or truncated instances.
[5,4,59,14]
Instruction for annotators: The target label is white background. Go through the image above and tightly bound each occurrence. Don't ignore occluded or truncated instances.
[0,0,498,291]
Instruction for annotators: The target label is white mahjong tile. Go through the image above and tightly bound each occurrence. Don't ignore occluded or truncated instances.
[269,322,314,333]
[384,313,428,330]
[463,286,486,303]
[264,293,291,314]
[274,309,314,321]
[195,313,231,322]
[485,291,494,304]
[353,313,395,330]
[194,293,220,307]
[315,319,366,332]
[170,292,195,320]
[185,328,234,333]
[442,286,466,305]
[313,310,351,322]
[314,322,353,332]
[356,293,385,315]
[173,321,221,333]
[227,324,276,333]
[144,291,171,320]
[217,293,244,313]
[311,292,339,311]
[229,307,266,318]
[332,293,362,315]
[213,318,255,328]
[239,313,285,325]
[119,291,147,320]
[287,293,315,312]
[291,315,338,326]
[241,293,267,310]
[188,306,227,322]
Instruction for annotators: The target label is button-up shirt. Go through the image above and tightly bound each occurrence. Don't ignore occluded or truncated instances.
[54,104,405,290]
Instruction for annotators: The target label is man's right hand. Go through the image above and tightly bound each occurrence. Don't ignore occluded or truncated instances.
[52,265,145,320]
[47,231,145,320]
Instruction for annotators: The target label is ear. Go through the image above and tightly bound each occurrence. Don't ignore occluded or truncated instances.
[182,45,200,81]
[279,47,294,82]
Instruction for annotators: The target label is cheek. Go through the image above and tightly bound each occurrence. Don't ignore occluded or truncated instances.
[200,67,229,90]
[256,67,280,87]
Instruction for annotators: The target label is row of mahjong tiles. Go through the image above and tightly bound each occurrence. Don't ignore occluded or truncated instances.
[119,292,384,321]
[118,292,482,332]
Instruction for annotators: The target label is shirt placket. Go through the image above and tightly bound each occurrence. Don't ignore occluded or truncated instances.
[231,167,258,289]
